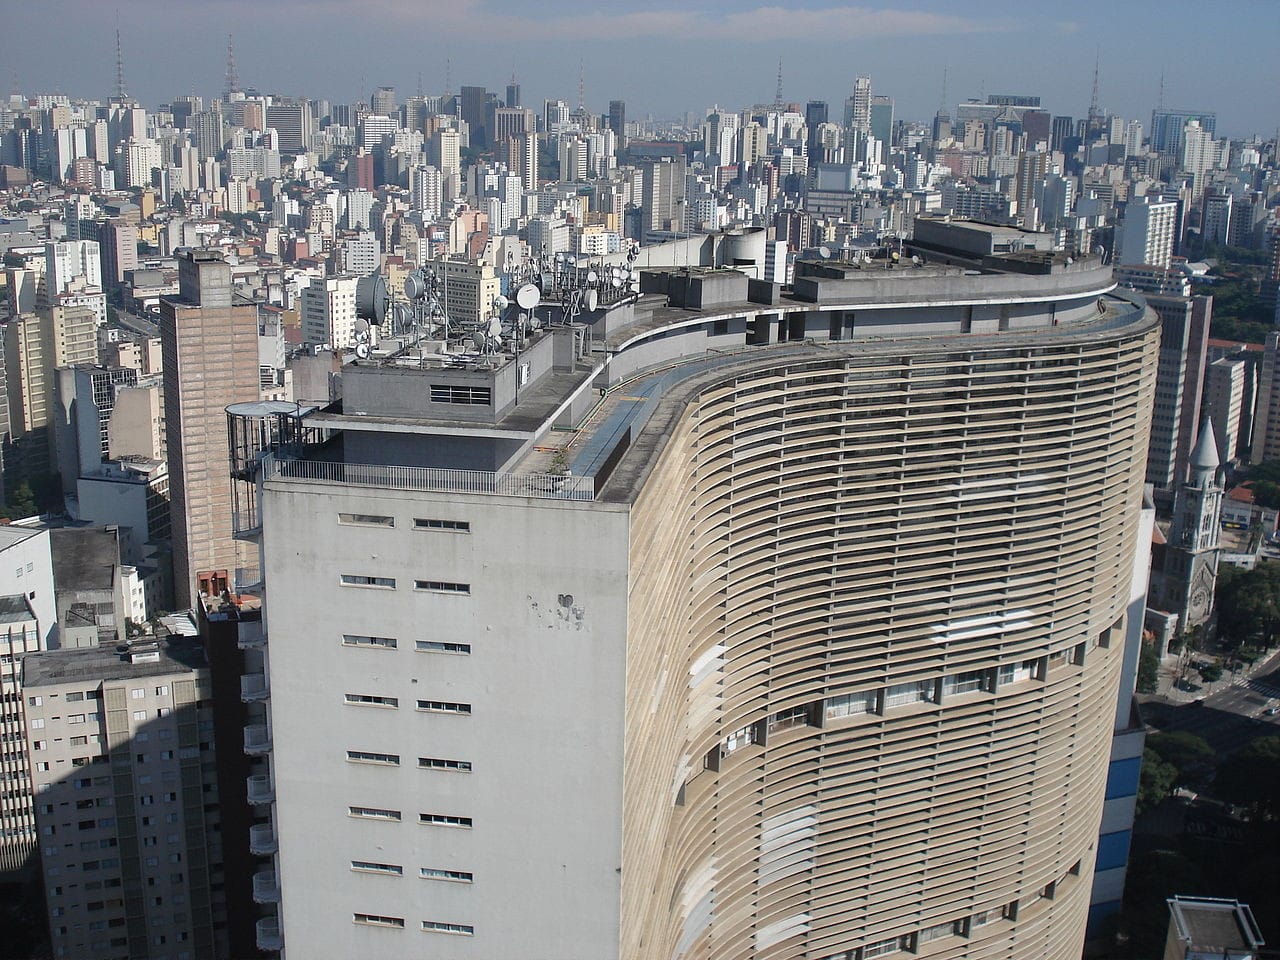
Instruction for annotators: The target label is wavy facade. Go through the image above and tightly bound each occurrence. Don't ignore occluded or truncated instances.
[245,246,1158,960]
[620,331,1157,960]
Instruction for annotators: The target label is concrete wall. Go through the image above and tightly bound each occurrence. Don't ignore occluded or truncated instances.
[261,483,630,960]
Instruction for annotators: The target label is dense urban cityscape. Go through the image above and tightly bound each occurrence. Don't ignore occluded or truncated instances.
[0,3,1279,959]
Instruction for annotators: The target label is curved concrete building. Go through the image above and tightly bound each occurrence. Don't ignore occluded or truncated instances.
[234,231,1157,960]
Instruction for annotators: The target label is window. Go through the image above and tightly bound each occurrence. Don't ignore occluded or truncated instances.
[422,921,474,936]
[29,717,44,729]
[420,867,473,883]
[345,694,399,708]
[342,635,397,649]
[942,670,988,697]
[825,691,877,719]
[28,696,41,707]
[348,806,401,821]
[350,860,403,876]
[919,921,955,944]
[154,686,168,697]
[420,813,471,828]
[768,705,813,732]
[414,580,470,595]
[418,757,471,772]
[998,659,1040,686]
[416,641,470,655]
[339,513,394,528]
[352,913,404,928]
[340,574,395,589]
[430,384,491,405]
[346,750,399,766]
[416,700,471,715]
[131,689,145,700]
[65,692,83,703]
[70,736,88,747]
[863,937,903,958]
[414,518,470,533]
[884,680,937,709]
[133,711,147,721]
[722,722,758,757]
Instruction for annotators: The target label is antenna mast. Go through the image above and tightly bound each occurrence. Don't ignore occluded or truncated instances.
[114,19,126,102]
[224,33,240,99]
[939,65,948,115]
[577,59,585,114]
[774,59,784,110]
[1087,46,1101,134]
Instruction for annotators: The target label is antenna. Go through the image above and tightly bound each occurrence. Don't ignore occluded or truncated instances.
[224,33,240,99]
[1088,45,1101,129]
[444,57,452,98]
[1157,70,1165,112]
[417,70,423,99]
[774,58,784,110]
[114,15,126,102]
[939,65,948,115]
[577,59,585,114]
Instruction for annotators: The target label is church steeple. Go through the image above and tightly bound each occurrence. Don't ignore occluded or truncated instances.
[1163,416,1223,632]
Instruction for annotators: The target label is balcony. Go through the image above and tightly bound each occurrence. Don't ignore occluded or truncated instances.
[249,822,277,856]
[252,870,280,904]
[247,773,274,805]
[244,724,272,756]
[237,621,266,650]
[241,672,270,703]
[255,916,283,952]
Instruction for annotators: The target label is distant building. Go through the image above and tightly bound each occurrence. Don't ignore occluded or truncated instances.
[1117,196,1177,267]
[300,275,359,350]
[1163,895,1262,959]
[22,636,227,959]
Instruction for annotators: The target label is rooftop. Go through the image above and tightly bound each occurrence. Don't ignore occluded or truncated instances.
[1166,896,1264,954]
[51,527,119,594]
[22,636,207,688]
[0,594,35,624]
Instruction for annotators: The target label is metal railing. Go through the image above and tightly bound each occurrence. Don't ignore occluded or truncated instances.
[261,453,595,501]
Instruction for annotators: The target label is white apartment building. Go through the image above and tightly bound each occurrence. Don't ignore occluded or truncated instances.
[300,276,359,350]
[1117,195,1177,267]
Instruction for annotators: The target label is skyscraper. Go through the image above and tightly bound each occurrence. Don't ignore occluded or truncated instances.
[608,99,626,142]
[1149,109,1216,156]
[804,100,828,158]
[844,75,871,131]
[1116,195,1177,267]
[160,251,260,607]
[238,231,1157,959]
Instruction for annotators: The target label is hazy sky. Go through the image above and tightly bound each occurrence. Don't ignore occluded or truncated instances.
[6,0,1278,137]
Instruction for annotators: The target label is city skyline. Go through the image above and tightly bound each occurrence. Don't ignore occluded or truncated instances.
[5,0,1278,137]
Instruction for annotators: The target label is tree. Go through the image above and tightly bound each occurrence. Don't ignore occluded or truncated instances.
[1137,639,1160,694]
[2,482,37,519]
[1146,732,1215,790]
[1217,562,1280,647]
[1198,663,1223,683]
[1215,737,1280,820]
[1137,748,1178,814]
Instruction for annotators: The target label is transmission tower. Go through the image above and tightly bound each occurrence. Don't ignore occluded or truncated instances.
[224,33,240,99]
[114,23,126,101]
[774,59,784,110]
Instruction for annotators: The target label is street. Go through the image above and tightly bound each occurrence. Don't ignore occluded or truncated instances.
[1140,648,1280,754]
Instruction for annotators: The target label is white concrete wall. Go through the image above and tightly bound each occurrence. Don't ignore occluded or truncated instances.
[261,482,630,959]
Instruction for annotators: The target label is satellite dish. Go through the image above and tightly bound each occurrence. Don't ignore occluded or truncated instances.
[354,317,371,336]
[586,271,598,284]
[488,317,502,337]
[515,284,541,310]
[355,343,370,359]
[391,303,411,329]
[493,294,509,311]
[356,330,370,344]
[611,277,622,288]
[355,270,388,324]
[818,246,832,259]
[585,289,599,311]
[629,270,640,282]
[471,332,487,351]
[404,272,426,300]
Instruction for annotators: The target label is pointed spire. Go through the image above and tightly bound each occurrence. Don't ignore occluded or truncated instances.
[1190,416,1220,474]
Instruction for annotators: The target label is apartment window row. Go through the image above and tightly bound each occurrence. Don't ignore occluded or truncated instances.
[417,640,471,654]
[420,867,473,883]
[351,860,402,876]
[417,700,471,715]
[347,750,400,766]
[420,813,471,828]
[339,513,395,528]
[342,635,397,649]
[340,635,472,655]
[430,384,491,405]
[340,574,396,589]
[352,913,404,928]
[423,921,474,936]
[822,863,1084,959]
[348,806,401,821]
[415,580,470,594]
[415,518,470,532]
[345,694,399,708]
[418,757,471,772]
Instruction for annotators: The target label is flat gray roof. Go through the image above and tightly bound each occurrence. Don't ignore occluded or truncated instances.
[22,637,207,688]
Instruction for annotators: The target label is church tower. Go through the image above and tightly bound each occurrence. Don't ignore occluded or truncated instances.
[1164,417,1223,631]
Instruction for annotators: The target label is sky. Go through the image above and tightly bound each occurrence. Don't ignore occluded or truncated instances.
[4,0,1278,137]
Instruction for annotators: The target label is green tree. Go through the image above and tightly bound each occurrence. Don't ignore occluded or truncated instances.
[1136,748,1178,814]
[1198,663,1223,683]
[1217,562,1280,646]
[2,482,37,519]
[1137,639,1160,694]
[1146,732,1215,790]
[1215,737,1280,820]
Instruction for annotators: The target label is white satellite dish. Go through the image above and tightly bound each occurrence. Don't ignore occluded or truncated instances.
[611,277,622,288]
[404,273,426,300]
[488,317,503,337]
[493,294,509,311]
[818,245,832,259]
[630,270,640,282]
[515,284,541,310]
[471,332,487,351]
[355,343,370,359]
[585,289,598,311]
[356,330,370,344]
[354,317,371,336]
[586,271,598,284]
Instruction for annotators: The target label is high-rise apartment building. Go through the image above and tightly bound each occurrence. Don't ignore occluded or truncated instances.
[264,101,313,154]
[641,156,688,235]
[159,251,260,608]
[1116,195,1177,267]
[236,229,1157,959]
[608,100,626,143]
[1149,109,1216,156]
[300,276,360,350]
[23,637,225,960]
[844,75,872,131]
